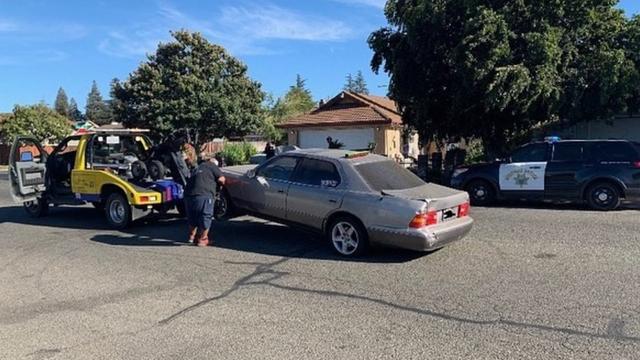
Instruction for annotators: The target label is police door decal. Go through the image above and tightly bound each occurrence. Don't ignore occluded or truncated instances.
[499,162,547,191]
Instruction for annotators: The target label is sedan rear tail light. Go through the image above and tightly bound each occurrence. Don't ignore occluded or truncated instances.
[633,161,640,169]
[458,202,470,217]
[409,210,438,228]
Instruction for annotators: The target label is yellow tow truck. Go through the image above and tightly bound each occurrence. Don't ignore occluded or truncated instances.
[8,129,187,229]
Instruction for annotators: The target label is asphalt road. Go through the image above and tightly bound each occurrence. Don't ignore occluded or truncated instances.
[1,172,639,359]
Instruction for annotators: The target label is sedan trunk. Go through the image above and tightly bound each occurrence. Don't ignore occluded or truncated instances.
[382,183,469,211]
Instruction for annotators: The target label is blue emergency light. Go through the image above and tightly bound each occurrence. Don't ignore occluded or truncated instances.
[544,136,561,143]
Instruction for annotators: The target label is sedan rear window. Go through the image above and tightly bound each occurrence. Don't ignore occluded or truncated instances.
[355,160,425,191]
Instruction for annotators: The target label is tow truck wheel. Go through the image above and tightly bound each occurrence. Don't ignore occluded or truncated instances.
[105,192,132,229]
[24,198,49,218]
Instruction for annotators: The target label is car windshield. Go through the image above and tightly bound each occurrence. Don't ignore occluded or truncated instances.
[355,159,425,191]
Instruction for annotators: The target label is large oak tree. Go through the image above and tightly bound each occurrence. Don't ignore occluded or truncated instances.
[111,30,265,151]
[369,0,639,155]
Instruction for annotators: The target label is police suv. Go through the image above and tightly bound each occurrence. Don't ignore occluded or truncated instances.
[450,138,640,210]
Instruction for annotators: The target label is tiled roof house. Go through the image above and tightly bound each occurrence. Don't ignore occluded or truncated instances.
[278,91,407,157]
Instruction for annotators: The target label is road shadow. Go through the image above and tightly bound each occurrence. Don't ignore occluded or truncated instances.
[478,199,640,211]
[0,205,426,264]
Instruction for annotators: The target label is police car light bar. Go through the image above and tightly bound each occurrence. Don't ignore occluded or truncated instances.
[544,136,561,143]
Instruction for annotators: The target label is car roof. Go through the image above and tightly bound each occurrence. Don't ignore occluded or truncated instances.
[526,139,634,146]
[288,148,389,163]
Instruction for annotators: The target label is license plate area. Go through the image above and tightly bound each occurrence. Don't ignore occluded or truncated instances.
[441,206,458,222]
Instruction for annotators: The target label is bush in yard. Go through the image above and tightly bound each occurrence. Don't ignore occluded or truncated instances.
[220,142,256,166]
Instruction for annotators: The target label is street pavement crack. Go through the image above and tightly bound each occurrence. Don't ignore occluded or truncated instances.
[157,247,640,344]
[157,247,316,325]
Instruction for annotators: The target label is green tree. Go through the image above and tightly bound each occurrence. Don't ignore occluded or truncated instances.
[353,70,369,94]
[86,81,113,125]
[369,0,637,156]
[343,73,354,92]
[262,75,316,142]
[343,71,369,94]
[623,15,640,115]
[111,31,265,151]
[54,87,69,117]
[2,103,72,143]
[67,98,84,123]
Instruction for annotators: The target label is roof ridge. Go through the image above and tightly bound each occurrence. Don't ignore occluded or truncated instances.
[368,104,392,122]
[349,92,399,115]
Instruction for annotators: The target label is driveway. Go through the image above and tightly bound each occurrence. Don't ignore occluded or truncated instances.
[0,174,639,359]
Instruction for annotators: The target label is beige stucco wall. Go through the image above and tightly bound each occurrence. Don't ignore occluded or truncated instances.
[384,127,402,158]
[285,125,403,157]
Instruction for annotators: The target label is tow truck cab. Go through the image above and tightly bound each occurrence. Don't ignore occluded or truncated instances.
[8,130,186,229]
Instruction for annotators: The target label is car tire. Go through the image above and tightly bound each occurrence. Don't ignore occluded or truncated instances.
[24,198,49,218]
[105,192,132,229]
[466,179,496,206]
[586,182,621,211]
[327,216,369,257]
[148,160,166,180]
[214,190,234,221]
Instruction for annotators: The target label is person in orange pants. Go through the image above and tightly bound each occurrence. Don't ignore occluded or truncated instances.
[184,153,226,247]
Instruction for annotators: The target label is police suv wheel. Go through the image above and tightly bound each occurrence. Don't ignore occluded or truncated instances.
[105,192,132,229]
[466,180,495,206]
[327,216,368,257]
[586,182,620,211]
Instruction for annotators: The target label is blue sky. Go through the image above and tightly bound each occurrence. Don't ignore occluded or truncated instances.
[0,0,638,113]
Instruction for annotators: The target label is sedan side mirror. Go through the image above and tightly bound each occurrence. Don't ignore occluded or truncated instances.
[246,169,256,179]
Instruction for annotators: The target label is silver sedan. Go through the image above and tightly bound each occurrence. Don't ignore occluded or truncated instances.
[217,149,473,257]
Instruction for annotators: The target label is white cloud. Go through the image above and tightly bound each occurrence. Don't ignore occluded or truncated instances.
[98,3,355,58]
[0,18,84,66]
[219,5,353,41]
[0,18,87,40]
[0,19,19,32]
[333,0,386,9]
[0,49,67,65]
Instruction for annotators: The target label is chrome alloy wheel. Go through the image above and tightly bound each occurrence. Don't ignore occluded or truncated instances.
[331,221,359,256]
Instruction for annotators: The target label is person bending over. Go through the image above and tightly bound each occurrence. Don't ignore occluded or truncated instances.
[184,153,226,247]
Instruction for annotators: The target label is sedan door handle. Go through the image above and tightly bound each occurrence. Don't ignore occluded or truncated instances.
[277,190,285,194]
[529,166,541,169]
[328,199,337,203]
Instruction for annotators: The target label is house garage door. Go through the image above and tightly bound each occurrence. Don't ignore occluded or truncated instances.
[298,128,374,150]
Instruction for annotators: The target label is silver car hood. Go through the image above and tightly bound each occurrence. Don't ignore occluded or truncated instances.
[382,183,468,210]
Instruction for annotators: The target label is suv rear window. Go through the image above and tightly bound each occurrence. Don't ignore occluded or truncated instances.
[355,160,425,191]
[585,142,638,162]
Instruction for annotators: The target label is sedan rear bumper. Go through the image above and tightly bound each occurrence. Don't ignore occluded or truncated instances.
[368,216,474,252]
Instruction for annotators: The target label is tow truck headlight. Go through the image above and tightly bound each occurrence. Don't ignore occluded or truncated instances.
[452,168,469,178]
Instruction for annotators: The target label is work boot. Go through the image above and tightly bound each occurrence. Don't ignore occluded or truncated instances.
[196,230,209,247]
[187,226,197,244]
